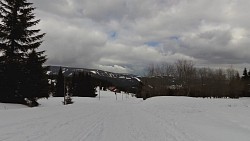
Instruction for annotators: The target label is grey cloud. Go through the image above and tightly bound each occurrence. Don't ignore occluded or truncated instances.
[29,0,250,74]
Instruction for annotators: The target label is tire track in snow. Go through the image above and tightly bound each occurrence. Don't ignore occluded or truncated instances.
[139,104,197,141]
[71,108,109,141]
[77,118,104,141]
[36,105,108,141]
[128,106,179,141]
[0,104,108,141]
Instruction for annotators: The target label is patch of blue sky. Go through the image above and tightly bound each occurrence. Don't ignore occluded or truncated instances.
[108,31,117,40]
[169,36,180,41]
[145,41,160,47]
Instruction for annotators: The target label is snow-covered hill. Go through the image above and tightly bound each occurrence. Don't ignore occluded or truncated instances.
[48,66,142,93]
[1,91,250,141]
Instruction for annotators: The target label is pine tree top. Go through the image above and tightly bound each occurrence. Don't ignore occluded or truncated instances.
[0,0,45,55]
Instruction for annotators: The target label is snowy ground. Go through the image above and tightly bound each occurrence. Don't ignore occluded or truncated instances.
[0,91,250,141]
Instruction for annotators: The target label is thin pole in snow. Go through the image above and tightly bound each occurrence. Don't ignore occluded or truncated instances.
[115,92,117,100]
[64,76,66,105]
[99,83,101,101]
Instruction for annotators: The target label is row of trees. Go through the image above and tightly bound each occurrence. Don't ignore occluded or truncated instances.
[0,0,48,106]
[139,60,248,99]
[52,67,97,98]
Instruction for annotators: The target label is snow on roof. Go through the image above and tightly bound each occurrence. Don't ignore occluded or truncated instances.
[90,71,97,74]
[133,77,141,82]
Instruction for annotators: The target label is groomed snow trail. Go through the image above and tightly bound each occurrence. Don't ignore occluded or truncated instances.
[1,91,250,141]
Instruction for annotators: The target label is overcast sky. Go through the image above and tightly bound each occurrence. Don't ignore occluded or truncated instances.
[30,0,250,75]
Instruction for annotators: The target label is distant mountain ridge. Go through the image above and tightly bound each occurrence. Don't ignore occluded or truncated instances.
[47,66,138,77]
[47,66,142,93]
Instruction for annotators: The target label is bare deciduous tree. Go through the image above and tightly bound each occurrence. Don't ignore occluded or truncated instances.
[175,59,196,96]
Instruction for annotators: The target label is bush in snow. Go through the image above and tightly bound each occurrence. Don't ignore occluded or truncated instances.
[25,98,39,107]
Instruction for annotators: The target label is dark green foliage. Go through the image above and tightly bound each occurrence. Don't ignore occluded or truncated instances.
[89,76,112,92]
[0,59,24,103]
[242,68,248,80]
[241,68,250,97]
[70,72,77,96]
[72,72,97,97]
[0,0,47,104]
[54,67,65,97]
[228,74,242,98]
[84,73,97,97]
[21,50,49,100]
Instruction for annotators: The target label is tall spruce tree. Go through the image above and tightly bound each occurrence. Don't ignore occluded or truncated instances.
[242,68,249,80]
[72,72,97,97]
[70,72,78,96]
[0,0,46,103]
[54,67,65,97]
[85,73,97,97]
[21,50,49,102]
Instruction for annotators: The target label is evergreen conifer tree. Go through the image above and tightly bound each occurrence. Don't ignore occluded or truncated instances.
[72,72,97,97]
[0,0,46,103]
[72,72,84,97]
[54,67,65,97]
[71,72,78,96]
[85,73,97,97]
[21,50,49,103]
[242,68,248,80]
[248,70,250,78]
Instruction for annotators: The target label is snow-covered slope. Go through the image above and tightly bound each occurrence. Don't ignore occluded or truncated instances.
[0,91,250,141]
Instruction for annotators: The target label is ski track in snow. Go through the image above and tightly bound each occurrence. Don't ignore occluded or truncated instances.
[0,91,250,141]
